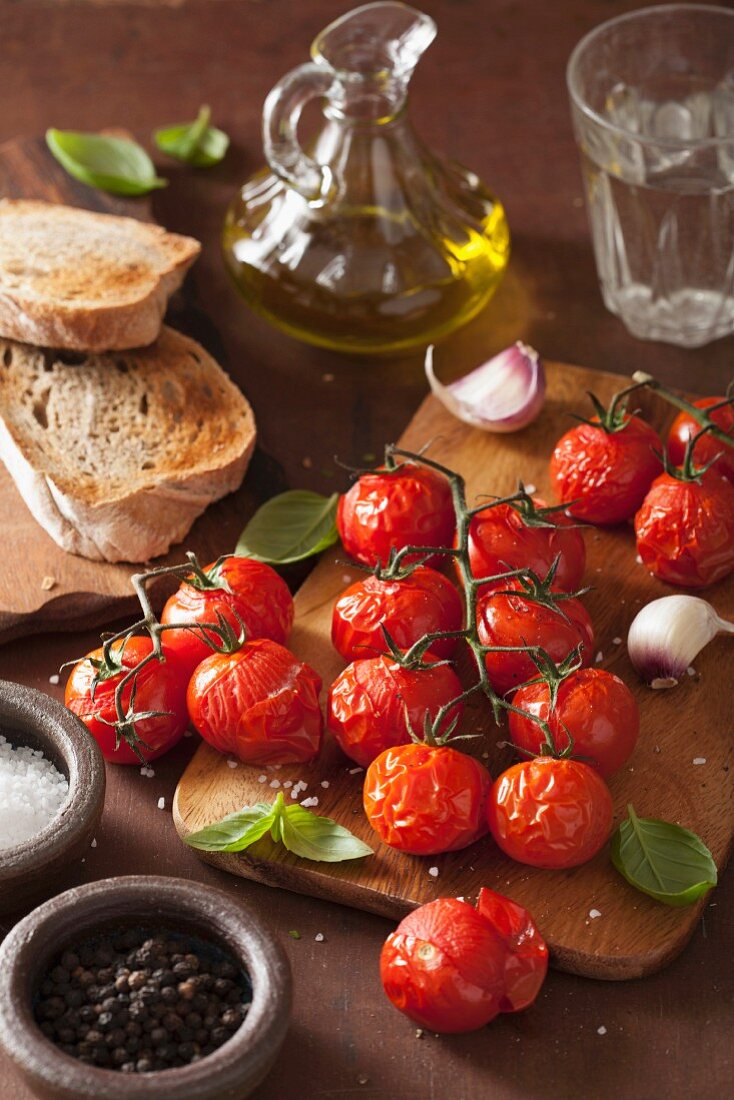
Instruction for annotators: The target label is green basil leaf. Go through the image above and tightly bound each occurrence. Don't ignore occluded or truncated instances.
[154,105,230,168]
[280,803,373,862]
[235,490,340,564]
[184,801,275,852]
[610,804,718,907]
[46,129,167,195]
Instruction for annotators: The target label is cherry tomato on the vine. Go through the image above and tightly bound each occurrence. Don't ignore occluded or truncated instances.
[380,888,548,1033]
[187,638,323,765]
[667,398,734,484]
[634,469,734,588]
[550,415,662,524]
[65,637,189,765]
[161,556,294,678]
[509,668,639,778]
[337,462,455,568]
[487,757,613,869]
[476,580,594,697]
[363,742,491,855]
[464,499,586,592]
[327,654,464,769]
[332,566,463,662]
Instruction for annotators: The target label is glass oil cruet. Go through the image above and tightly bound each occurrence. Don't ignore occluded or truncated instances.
[223,2,510,356]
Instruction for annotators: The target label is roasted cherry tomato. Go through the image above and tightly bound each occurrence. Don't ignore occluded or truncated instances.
[550,414,662,524]
[635,469,734,588]
[363,742,490,855]
[161,556,294,678]
[187,638,323,765]
[332,566,463,662]
[509,668,639,778]
[337,462,455,568]
[380,888,548,1033]
[476,580,594,697]
[667,398,734,483]
[487,757,613,869]
[65,636,189,764]
[327,655,464,768]
[464,499,586,592]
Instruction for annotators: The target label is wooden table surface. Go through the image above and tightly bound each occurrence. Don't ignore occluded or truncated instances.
[0,2,732,1098]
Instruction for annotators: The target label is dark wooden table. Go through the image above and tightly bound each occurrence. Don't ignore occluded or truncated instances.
[1,2,732,1098]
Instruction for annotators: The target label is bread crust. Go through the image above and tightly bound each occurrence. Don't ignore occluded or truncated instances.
[0,201,200,350]
[0,327,256,562]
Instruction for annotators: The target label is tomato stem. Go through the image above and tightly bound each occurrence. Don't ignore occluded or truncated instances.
[631,373,734,448]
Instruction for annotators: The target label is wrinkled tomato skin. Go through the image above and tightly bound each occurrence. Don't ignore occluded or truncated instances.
[161,557,294,678]
[332,566,463,662]
[363,742,491,855]
[487,758,613,869]
[380,890,548,1033]
[187,638,323,765]
[464,500,586,592]
[509,668,639,778]
[476,580,594,697]
[327,655,464,769]
[337,463,455,568]
[550,416,662,524]
[65,637,189,765]
[634,471,734,588]
[667,398,734,483]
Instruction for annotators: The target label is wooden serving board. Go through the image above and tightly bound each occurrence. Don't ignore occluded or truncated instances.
[0,135,271,644]
[174,360,734,981]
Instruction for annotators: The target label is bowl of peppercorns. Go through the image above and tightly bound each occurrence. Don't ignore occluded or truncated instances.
[0,875,292,1099]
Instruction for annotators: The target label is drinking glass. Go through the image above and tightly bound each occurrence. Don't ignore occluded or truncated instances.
[567,4,734,348]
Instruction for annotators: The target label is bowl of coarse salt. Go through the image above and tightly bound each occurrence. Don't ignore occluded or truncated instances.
[0,679,105,914]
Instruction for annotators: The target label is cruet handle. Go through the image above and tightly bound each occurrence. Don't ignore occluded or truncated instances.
[262,62,336,203]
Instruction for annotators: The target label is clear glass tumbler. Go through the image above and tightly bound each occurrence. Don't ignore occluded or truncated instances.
[567,4,734,348]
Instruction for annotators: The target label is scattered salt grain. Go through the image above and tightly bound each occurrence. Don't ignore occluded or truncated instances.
[595,651,603,663]
[320,780,330,789]
[589,908,602,919]
[428,866,439,878]
[258,775,267,784]
[300,796,319,808]
[157,797,165,810]
[348,767,363,775]
[140,766,155,778]
[693,757,707,766]
[524,483,537,495]
[283,780,293,789]
[597,1026,607,1036]
[91,838,97,848]
[635,554,643,565]
[0,735,69,849]
[687,666,697,677]
[269,779,281,788]
[184,729,193,738]
[226,759,238,769]
[314,932,325,942]
[612,637,622,646]
[48,674,60,686]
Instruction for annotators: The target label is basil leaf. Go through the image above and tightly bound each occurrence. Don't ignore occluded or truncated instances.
[280,804,373,862]
[610,804,718,907]
[235,490,340,564]
[46,129,167,195]
[154,105,230,168]
[184,801,275,852]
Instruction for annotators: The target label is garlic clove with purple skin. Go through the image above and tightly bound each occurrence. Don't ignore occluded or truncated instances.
[627,595,734,689]
[425,342,546,433]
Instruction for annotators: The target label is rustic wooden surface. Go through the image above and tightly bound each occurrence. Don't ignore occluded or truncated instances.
[1,2,733,1098]
[174,361,734,981]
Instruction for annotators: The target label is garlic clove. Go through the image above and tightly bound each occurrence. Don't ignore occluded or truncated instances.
[425,342,546,433]
[627,594,734,689]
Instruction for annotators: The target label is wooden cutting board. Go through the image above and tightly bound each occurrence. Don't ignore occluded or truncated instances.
[174,360,734,981]
[0,135,269,644]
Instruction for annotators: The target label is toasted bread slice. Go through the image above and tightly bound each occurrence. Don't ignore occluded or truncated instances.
[0,200,200,351]
[0,327,256,562]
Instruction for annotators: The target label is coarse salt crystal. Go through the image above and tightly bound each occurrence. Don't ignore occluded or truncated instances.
[283,780,293,788]
[91,838,97,848]
[635,554,643,565]
[269,779,281,788]
[612,637,622,646]
[687,667,697,677]
[597,1026,607,1036]
[428,866,439,877]
[315,932,325,942]
[157,797,165,810]
[140,766,155,778]
[595,651,603,663]
[589,908,602,919]
[48,674,60,686]
[525,483,537,495]
[258,775,267,784]
[320,780,330,789]
[226,759,238,769]
[301,796,319,808]
[348,767,363,775]
[693,757,706,766]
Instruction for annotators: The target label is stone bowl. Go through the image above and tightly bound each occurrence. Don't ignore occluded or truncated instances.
[0,679,105,914]
[0,875,292,1100]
